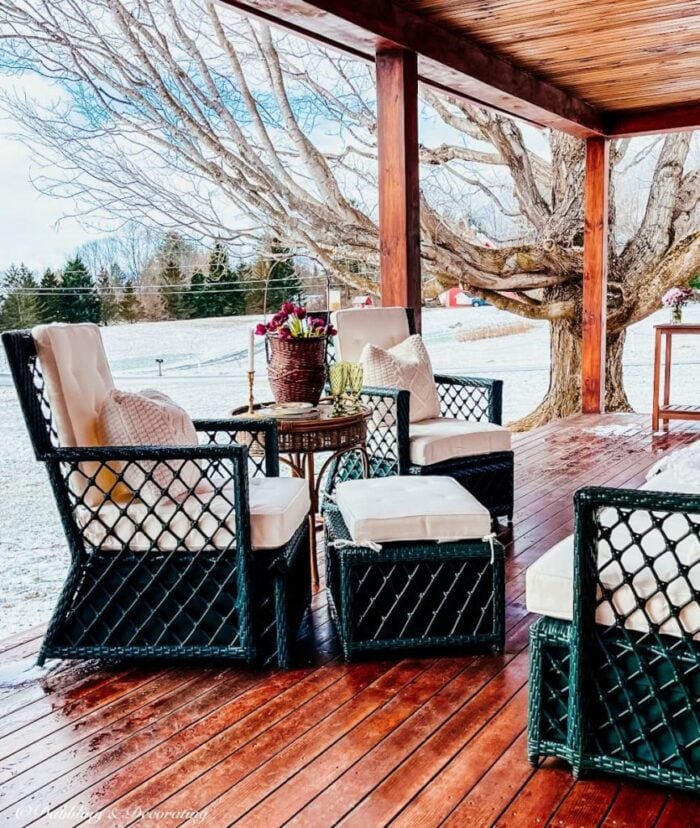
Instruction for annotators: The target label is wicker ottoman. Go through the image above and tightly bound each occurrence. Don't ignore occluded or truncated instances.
[324,477,505,660]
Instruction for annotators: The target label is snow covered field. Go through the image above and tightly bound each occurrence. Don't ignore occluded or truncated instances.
[1,305,698,638]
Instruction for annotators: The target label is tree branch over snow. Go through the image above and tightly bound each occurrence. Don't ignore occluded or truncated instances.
[0,0,699,425]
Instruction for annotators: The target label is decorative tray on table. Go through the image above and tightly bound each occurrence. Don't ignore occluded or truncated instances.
[262,402,319,419]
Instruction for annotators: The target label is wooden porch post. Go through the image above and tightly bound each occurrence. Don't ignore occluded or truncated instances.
[376,46,422,330]
[582,136,609,414]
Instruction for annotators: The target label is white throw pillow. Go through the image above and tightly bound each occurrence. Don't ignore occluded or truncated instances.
[97,388,200,504]
[360,334,441,423]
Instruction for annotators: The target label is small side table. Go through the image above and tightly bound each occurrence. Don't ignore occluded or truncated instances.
[232,402,370,588]
[652,323,700,431]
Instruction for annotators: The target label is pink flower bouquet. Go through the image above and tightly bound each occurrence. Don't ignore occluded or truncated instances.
[255,301,337,340]
[661,286,693,309]
[662,285,694,323]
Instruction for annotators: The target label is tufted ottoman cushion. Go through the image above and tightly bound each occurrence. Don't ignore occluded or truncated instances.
[335,476,492,545]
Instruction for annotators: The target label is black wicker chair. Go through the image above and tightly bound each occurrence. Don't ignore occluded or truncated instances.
[528,485,700,792]
[2,328,311,668]
[328,307,513,521]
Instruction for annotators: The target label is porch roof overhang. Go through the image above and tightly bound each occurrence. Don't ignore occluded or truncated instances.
[222,0,697,415]
[224,0,700,138]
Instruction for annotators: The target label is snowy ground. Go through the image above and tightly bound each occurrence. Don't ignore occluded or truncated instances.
[1,305,699,639]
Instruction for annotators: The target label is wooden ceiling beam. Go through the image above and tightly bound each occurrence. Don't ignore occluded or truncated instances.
[221,0,605,137]
[607,103,700,137]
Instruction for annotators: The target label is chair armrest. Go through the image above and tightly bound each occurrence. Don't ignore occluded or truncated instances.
[48,443,248,463]
[46,443,253,556]
[433,374,503,424]
[319,385,410,504]
[48,443,250,495]
[360,386,411,476]
[573,484,700,638]
[193,417,279,477]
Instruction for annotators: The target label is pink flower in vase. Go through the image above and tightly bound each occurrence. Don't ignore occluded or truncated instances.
[662,286,693,309]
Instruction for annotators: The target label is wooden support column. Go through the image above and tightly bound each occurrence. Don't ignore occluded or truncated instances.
[376,46,422,330]
[582,136,609,414]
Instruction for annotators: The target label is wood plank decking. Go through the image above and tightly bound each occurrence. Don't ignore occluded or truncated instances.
[0,413,699,827]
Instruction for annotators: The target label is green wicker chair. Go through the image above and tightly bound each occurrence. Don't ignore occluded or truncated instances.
[2,328,311,668]
[328,307,513,521]
[528,485,700,792]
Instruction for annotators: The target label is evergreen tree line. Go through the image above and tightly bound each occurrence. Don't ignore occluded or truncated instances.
[0,237,303,331]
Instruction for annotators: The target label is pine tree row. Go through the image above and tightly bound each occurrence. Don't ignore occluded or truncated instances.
[0,239,303,330]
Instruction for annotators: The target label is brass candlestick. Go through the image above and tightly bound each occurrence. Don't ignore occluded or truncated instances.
[247,370,255,415]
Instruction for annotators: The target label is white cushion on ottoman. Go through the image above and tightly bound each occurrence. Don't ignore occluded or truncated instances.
[409,418,511,466]
[525,468,700,639]
[335,476,491,545]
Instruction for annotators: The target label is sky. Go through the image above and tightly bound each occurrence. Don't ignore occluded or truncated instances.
[0,134,98,270]
[0,73,101,271]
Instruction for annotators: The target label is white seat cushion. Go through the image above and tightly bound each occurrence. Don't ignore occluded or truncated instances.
[80,476,310,552]
[526,469,700,639]
[332,307,410,362]
[335,476,491,545]
[409,418,512,466]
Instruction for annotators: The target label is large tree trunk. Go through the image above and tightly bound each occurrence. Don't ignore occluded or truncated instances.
[510,321,631,431]
[605,328,631,412]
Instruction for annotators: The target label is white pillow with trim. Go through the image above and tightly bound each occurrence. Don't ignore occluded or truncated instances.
[360,334,441,423]
[97,388,200,504]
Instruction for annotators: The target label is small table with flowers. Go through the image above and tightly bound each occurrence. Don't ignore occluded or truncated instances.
[652,323,700,431]
[232,401,371,587]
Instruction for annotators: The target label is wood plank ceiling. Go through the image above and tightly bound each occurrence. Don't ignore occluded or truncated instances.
[397,0,700,113]
[227,0,700,137]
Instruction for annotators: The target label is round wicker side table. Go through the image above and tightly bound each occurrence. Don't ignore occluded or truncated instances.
[231,401,371,587]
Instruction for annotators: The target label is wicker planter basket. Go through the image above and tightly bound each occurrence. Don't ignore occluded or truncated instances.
[267,334,327,405]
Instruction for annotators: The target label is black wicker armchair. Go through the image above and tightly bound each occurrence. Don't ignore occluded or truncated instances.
[528,483,700,792]
[329,307,513,521]
[2,327,311,668]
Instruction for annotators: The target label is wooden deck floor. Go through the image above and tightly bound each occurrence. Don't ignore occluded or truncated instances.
[1,413,699,827]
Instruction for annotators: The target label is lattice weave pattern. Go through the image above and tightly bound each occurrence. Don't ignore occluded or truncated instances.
[324,506,505,659]
[574,489,700,779]
[434,374,501,423]
[528,617,572,754]
[45,445,252,660]
[197,417,278,479]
